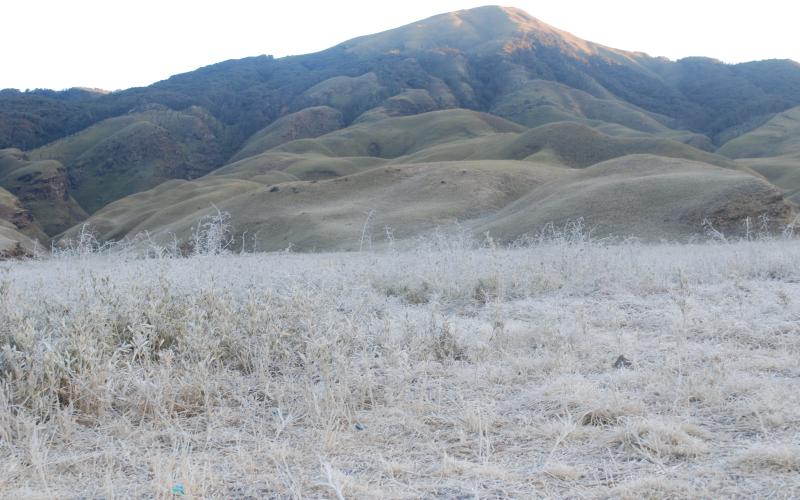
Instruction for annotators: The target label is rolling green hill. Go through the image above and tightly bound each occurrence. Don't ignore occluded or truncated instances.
[0,185,46,241]
[719,106,800,204]
[230,106,344,162]
[63,109,793,248]
[211,110,742,184]
[0,186,42,257]
[389,118,739,168]
[30,105,230,213]
[62,160,570,250]
[740,155,800,204]
[474,155,791,239]
[0,148,86,235]
[0,223,34,258]
[718,106,800,159]
[66,152,792,250]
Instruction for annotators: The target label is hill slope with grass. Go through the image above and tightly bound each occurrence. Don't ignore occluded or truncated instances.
[0,186,41,257]
[64,152,792,249]
[474,155,791,239]
[30,105,230,213]
[210,111,742,183]
[0,223,34,258]
[719,106,800,204]
[718,106,800,159]
[63,160,569,250]
[0,148,86,236]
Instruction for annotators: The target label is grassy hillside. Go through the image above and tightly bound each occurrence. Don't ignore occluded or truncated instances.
[718,106,800,159]
[236,110,731,169]
[0,186,47,241]
[474,155,792,239]
[57,103,789,249]
[0,149,87,235]
[739,155,800,204]
[490,79,671,132]
[201,110,747,186]
[61,177,265,243]
[63,160,568,250]
[65,153,791,250]
[362,115,739,169]
[232,105,721,172]
[0,223,34,258]
[272,109,523,158]
[31,105,230,212]
[0,186,41,257]
[354,89,443,123]
[718,106,800,204]
[290,72,389,123]
[488,79,714,149]
[212,152,386,183]
[230,106,344,162]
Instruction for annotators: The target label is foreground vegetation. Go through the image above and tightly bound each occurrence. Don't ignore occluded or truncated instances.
[1,234,800,497]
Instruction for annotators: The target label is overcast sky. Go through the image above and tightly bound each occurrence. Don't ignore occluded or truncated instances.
[3,0,799,91]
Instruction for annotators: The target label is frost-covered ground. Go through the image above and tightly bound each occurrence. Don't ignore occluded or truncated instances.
[1,238,800,498]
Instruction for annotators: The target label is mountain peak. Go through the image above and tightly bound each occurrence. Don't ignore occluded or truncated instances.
[340,5,625,59]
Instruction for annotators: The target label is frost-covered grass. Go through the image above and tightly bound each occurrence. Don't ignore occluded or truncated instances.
[1,237,800,498]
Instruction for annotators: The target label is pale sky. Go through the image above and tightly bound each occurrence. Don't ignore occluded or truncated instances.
[3,0,799,91]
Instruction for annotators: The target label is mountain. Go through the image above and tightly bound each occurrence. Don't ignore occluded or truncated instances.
[2,5,799,251]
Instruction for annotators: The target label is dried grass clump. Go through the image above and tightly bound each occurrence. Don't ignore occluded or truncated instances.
[735,445,800,472]
[541,463,584,481]
[610,476,694,499]
[613,417,709,460]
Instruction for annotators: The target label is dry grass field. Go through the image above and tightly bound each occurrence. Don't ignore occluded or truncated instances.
[2,230,800,498]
